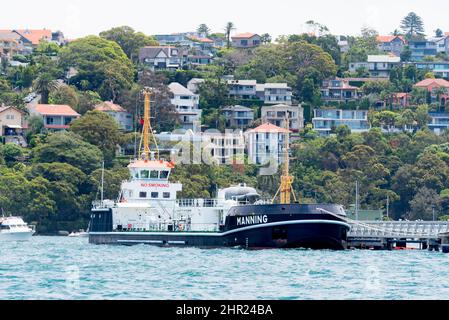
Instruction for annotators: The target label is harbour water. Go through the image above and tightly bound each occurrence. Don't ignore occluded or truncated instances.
[1,236,449,300]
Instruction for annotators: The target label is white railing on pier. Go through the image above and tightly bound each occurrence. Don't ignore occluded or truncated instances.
[348,221,449,239]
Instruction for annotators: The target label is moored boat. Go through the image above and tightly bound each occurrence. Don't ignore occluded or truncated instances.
[89,88,351,249]
[0,216,35,241]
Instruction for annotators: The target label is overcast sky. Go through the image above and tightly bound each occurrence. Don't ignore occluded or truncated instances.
[1,0,447,39]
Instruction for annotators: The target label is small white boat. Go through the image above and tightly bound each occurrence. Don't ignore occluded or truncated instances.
[68,231,89,238]
[0,217,35,241]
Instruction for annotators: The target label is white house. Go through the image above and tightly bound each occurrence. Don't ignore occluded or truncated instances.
[245,123,290,166]
[261,104,304,132]
[349,55,401,78]
[256,83,292,105]
[168,82,201,131]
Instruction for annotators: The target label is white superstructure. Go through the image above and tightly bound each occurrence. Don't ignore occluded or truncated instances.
[0,217,35,240]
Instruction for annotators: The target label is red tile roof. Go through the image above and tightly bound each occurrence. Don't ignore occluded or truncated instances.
[395,93,409,98]
[414,78,449,89]
[232,32,258,39]
[189,36,214,43]
[248,122,291,134]
[95,101,126,113]
[15,29,52,45]
[34,104,80,117]
[376,35,405,43]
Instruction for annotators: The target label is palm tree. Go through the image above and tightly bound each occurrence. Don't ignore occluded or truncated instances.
[33,73,58,104]
[224,22,235,49]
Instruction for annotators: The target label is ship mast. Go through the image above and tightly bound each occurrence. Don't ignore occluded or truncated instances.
[273,117,297,204]
[139,87,159,161]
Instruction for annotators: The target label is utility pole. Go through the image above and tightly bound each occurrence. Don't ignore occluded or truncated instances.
[355,181,359,221]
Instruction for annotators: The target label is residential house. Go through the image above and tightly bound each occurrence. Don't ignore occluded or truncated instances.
[187,78,205,94]
[335,36,350,53]
[392,93,411,108]
[202,130,245,165]
[154,34,193,46]
[246,123,290,166]
[156,129,244,165]
[376,35,405,56]
[312,109,370,136]
[187,55,212,66]
[261,104,304,132]
[412,61,449,78]
[256,83,292,105]
[168,82,201,131]
[409,40,438,61]
[94,101,133,132]
[0,106,25,136]
[221,105,254,129]
[349,55,401,78]
[228,80,258,100]
[231,33,261,48]
[14,29,52,47]
[139,46,187,70]
[414,78,449,104]
[428,113,449,135]
[320,78,360,102]
[0,105,27,146]
[29,104,80,131]
[0,31,31,57]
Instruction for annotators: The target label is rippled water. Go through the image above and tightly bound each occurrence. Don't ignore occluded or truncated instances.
[1,236,449,300]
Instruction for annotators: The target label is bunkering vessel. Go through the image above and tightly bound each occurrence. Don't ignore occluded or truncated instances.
[89,88,351,249]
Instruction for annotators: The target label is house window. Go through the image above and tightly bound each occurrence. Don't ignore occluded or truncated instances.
[163,192,170,199]
[241,40,248,46]
[150,171,159,179]
[139,192,147,198]
[46,117,54,125]
[151,192,159,199]
[6,115,14,120]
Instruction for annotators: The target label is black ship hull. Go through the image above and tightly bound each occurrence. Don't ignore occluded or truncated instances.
[89,204,350,250]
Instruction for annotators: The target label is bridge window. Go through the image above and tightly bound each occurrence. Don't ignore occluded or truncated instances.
[163,192,170,199]
[139,192,147,198]
[151,192,159,199]
[150,171,159,179]
[160,171,169,179]
[140,170,149,179]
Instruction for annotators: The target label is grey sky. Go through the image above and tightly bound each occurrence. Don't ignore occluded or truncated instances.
[1,0,447,39]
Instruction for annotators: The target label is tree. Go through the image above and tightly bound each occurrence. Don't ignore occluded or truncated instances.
[32,131,103,174]
[58,36,134,101]
[99,26,158,63]
[35,41,60,56]
[70,110,123,165]
[409,187,441,220]
[1,143,23,164]
[224,22,236,49]
[27,115,45,136]
[33,73,58,104]
[400,45,412,62]
[400,12,425,40]
[197,24,210,36]
[260,33,272,44]
[415,104,432,128]
[49,85,79,108]
[435,28,444,38]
